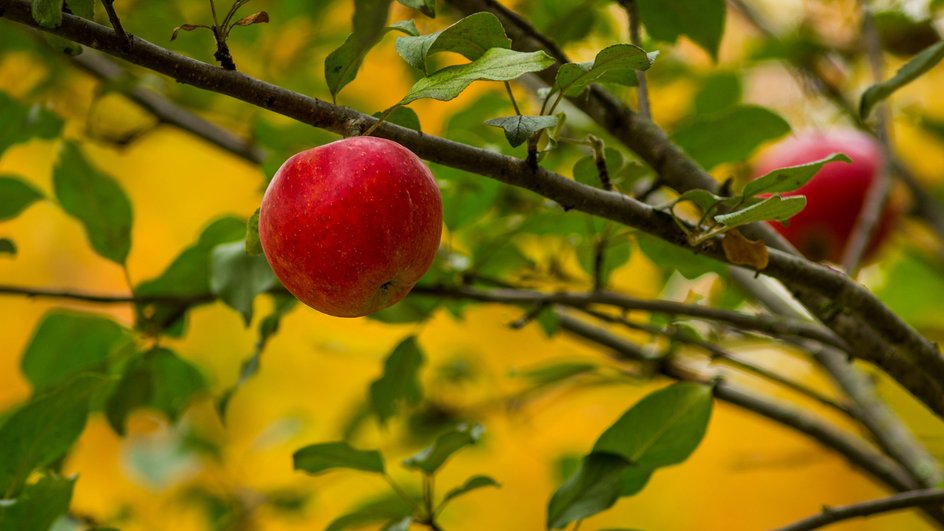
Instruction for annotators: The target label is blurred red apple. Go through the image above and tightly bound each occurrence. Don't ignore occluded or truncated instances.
[259,136,443,317]
[753,129,898,263]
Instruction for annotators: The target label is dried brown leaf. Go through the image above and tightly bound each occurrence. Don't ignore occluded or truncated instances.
[722,229,769,271]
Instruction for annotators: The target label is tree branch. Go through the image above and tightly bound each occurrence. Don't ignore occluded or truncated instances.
[0,282,843,348]
[555,312,921,494]
[732,269,943,489]
[69,51,265,164]
[580,308,854,417]
[440,0,944,421]
[840,2,895,275]
[3,0,944,418]
[773,488,944,531]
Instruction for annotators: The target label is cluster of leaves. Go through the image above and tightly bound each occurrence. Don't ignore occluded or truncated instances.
[5,0,944,528]
[662,153,851,269]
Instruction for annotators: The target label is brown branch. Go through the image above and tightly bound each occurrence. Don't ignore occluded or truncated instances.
[581,308,854,417]
[555,312,921,494]
[0,282,843,349]
[99,0,130,49]
[3,0,944,418]
[773,488,944,531]
[69,51,264,164]
[732,269,943,489]
[840,3,895,275]
[440,0,944,422]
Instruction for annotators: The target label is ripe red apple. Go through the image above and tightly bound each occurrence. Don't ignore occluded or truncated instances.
[259,136,443,317]
[753,129,898,263]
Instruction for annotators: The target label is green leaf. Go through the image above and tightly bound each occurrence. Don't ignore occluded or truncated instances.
[383,517,412,531]
[30,0,63,28]
[372,106,422,132]
[387,19,420,36]
[619,465,654,497]
[693,72,742,113]
[325,494,413,531]
[672,105,790,169]
[546,452,631,529]
[636,233,726,280]
[555,44,655,97]
[400,48,554,105]
[636,0,725,59]
[669,189,727,213]
[245,208,262,256]
[874,248,944,328]
[0,474,75,531]
[369,336,425,425]
[0,374,105,495]
[209,240,278,325]
[713,195,807,228]
[293,442,385,475]
[53,142,133,264]
[440,475,500,507]
[743,153,851,197]
[576,236,631,287]
[325,0,393,100]
[105,347,206,435]
[512,360,598,386]
[217,293,297,420]
[68,0,94,19]
[402,423,483,474]
[395,12,511,73]
[484,115,559,147]
[0,91,63,158]
[396,0,434,17]
[367,295,440,323]
[861,41,944,119]
[536,306,560,337]
[0,176,43,220]
[438,164,502,230]
[573,148,624,188]
[134,216,245,335]
[593,382,712,468]
[0,239,14,257]
[21,310,131,392]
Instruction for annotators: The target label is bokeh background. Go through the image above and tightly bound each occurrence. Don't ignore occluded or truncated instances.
[3,0,944,529]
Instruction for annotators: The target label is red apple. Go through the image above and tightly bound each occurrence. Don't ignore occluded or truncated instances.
[259,136,443,317]
[753,129,897,263]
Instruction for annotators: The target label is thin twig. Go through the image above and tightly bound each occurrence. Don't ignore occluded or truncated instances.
[583,308,854,418]
[730,269,943,489]
[840,2,895,275]
[773,488,944,531]
[617,0,650,119]
[99,0,130,49]
[69,51,264,163]
[555,312,921,494]
[0,282,844,349]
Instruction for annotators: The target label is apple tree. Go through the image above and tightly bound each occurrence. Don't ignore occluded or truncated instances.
[2,0,944,529]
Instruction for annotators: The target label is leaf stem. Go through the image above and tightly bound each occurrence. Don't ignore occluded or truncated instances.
[364,105,399,137]
[384,473,418,510]
[504,81,521,116]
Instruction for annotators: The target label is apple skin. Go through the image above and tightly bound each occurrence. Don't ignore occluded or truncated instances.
[753,129,897,263]
[259,136,443,317]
